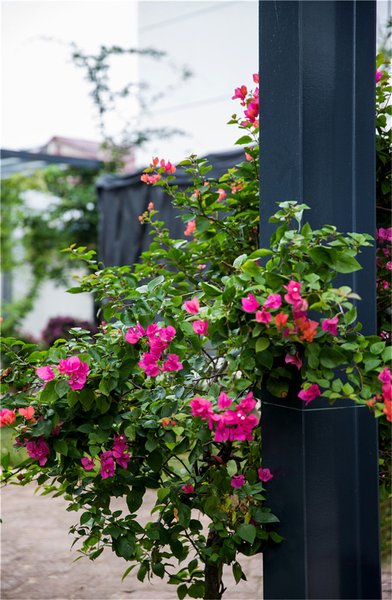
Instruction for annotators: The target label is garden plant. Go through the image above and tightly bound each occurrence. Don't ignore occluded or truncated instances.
[1,67,391,600]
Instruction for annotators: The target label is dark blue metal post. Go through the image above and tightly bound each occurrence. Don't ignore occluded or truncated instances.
[259,2,381,598]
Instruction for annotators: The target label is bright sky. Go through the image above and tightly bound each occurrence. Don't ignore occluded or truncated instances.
[1,1,139,150]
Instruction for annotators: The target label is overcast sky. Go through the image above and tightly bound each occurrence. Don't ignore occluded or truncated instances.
[1,1,390,169]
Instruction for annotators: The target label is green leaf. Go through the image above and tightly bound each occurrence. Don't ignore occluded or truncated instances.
[235,135,253,145]
[152,562,165,578]
[330,254,362,274]
[382,346,392,363]
[255,337,270,353]
[147,449,164,472]
[188,582,204,598]
[370,342,385,355]
[237,523,256,544]
[201,282,222,297]
[39,380,58,404]
[319,348,345,369]
[177,584,188,600]
[257,512,280,523]
[53,439,68,455]
[233,254,248,268]
[95,395,111,414]
[232,561,243,584]
[127,488,145,513]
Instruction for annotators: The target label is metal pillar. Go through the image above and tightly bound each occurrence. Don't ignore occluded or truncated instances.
[259,2,381,598]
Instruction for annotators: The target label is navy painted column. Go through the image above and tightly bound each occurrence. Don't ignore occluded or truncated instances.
[259,2,381,599]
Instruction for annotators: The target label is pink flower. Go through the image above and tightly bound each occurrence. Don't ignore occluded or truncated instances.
[158,325,176,343]
[298,384,321,406]
[25,438,50,466]
[218,392,232,409]
[36,366,55,382]
[217,188,227,202]
[192,320,209,335]
[140,173,161,185]
[189,397,213,420]
[263,294,282,309]
[99,451,116,479]
[184,220,196,236]
[232,85,247,101]
[379,368,391,385]
[0,408,16,427]
[376,69,383,83]
[147,202,155,211]
[148,337,167,359]
[138,353,160,377]
[125,324,145,344]
[241,293,260,313]
[285,353,302,370]
[255,308,271,324]
[58,356,89,390]
[231,474,246,488]
[387,262,392,271]
[181,484,195,494]
[81,457,95,471]
[18,406,35,421]
[284,280,302,306]
[160,159,176,174]
[238,391,256,413]
[253,73,259,84]
[184,297,200,314]
[258,467,273,482]
[321,315,339,336]
[112,434,131,469]
[162,354,183,372]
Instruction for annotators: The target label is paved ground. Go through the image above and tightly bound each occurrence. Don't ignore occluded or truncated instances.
[1,484,391,600]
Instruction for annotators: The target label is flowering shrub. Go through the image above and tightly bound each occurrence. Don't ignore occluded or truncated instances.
[1,74,391,600]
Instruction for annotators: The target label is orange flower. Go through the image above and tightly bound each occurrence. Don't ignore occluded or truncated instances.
[296,317,319,342]
[384,399,392,422]
[275,313,289,328]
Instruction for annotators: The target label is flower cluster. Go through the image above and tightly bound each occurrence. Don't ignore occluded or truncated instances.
[36,356,89,391]
[125,323,183,377]
[232,73,259,128]
[140,157,176,185]
[190,391,259,442]
[25,437,50,466]
[81,434,130,479]
[0,406,36,428]
[378,368,392,422]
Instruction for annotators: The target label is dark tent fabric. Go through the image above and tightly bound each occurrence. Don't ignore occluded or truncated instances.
[96,148,245,268]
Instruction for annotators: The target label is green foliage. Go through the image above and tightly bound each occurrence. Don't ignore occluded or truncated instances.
[1,73,391,599]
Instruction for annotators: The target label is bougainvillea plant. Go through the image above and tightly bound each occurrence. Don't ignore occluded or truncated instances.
[1,73,391,600]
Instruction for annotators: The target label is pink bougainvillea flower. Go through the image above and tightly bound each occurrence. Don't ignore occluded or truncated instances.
[378,368,391,384]
[111,434,131,469]
[382,383,392,402]
[298,383,321,406]
[162,354,183,372]
[181,484,195,494]
[217,188,227,202]
[25,438,50,466]
[253,73,259,83]
[377,227,392,242]
[231,474,246,488]
[263,294,282,309]
[275,313,289,328]
[258,467,273,482]
[255,308,271,324]
[58,356,89,390]
[81,457,95,471]
[159,159,176,174]
[218,392,232,409]
[36,365,55,382]
[192,320,209,335]
[285,353,302,370]
[241,293,260,313]
[321,315,339,336]
[99,451,116,479]
[18,406,35,421]
[238,391,257,413]
[147,202,155,211]
[184,220,196,236]
[232,85,248,101]
[244,98,259,123]
[184,297,200,314]
[376,69,383,83]
[0,408,16,427]
[140,173,161,185]
[125,323,145,344]
[138,353,160,377]
[387,262,392,271]
[189,397,213,420]
[284,280,302,306]
[231,183,243,194]
[158,325,177,343]
[148,337,167,360]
